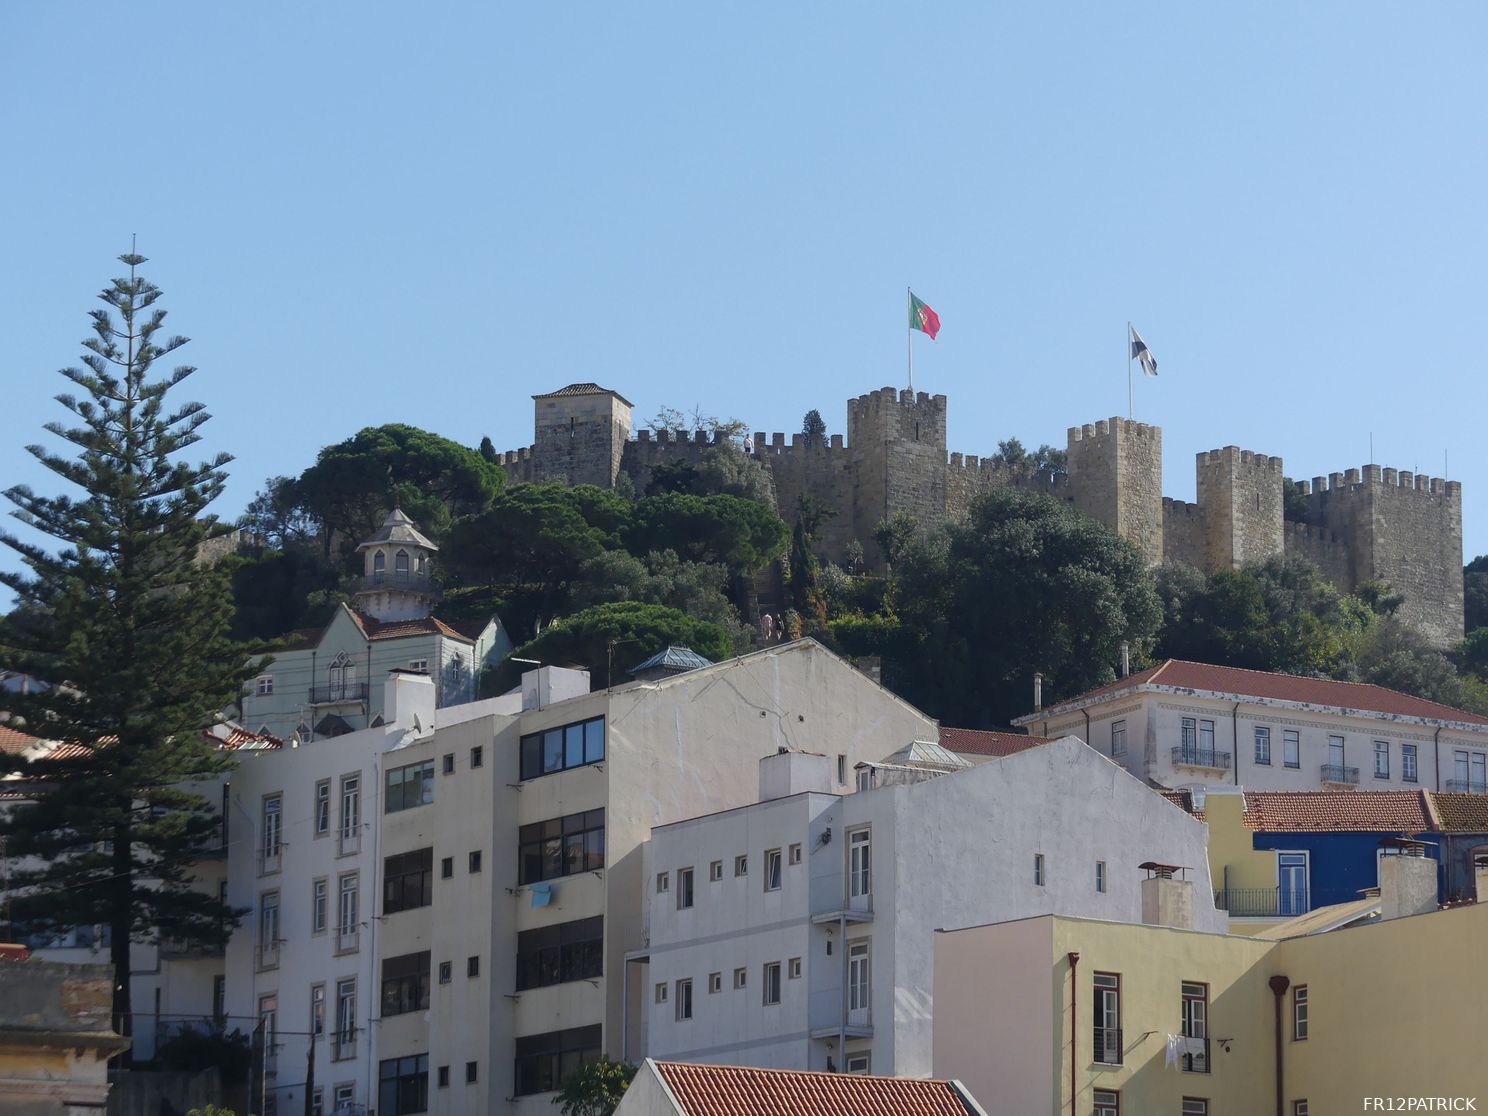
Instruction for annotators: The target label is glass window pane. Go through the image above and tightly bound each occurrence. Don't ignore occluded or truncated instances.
[586,827,605,870]
[521,736,541,780]
[585,720,605,764]
[543,730,564,772]
[566,724,585,768]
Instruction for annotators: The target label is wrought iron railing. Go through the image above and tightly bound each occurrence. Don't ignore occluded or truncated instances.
[1446,779,1487,794]
[357,572,439,594]
[1093,1026,1123,1065]
[1172,746,1232,770]
[1321,764,1360,785]
[1181,1036,1210,1073]
[309,683,370,704]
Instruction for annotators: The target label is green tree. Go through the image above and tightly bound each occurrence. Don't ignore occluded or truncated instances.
[0,253,257,1051]
[486,601,732,691]
[882,488,1162,726]
[873,512,918,570]
[293,423,505,554]
[479,435,498,462]
[572,550,752,654]
[1465,555,1488,632]
[802,408,827,445]
[1282,477,1312,522]
[626,492,787,575]
[552,1058,637,1116]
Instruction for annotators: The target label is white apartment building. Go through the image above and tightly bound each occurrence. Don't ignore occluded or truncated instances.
[637,735,1226,1079]
[223,639,935,1116]
[1016,659,1488,796]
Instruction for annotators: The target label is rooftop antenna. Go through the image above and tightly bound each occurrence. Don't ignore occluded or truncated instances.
[1369,432,1373,463]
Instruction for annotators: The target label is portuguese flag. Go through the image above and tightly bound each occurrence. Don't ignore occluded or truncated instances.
[909,291,941,339]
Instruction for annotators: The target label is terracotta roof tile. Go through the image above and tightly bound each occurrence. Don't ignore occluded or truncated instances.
[532,382,634,406]
[346,610,475,644]
[1029,660,1488,727]
[0,725,41,756]
[1239,791,1432,833]
[653,1062,977,1116]
[938,727,1053,758]
[1427,792,1488,832]
[1158,789,1206,821]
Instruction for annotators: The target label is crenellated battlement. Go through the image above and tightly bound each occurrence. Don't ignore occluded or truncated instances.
[1297,465,1460,501]
[1067,415,1160,443]
[1198,446,1284,473]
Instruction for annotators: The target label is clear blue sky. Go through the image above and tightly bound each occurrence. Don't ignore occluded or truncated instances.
[5,3,1487,603]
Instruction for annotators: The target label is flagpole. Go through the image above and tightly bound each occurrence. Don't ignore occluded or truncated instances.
[907,287,914,392]
[1127,321,1133,420]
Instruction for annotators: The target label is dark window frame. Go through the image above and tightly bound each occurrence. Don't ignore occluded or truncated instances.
[513,1024,602,1097]
[518,810,606,884]
[515,916,604,991]
[383,848,434,915]
[381,951,431,1018]
[385,760,435,814]
[519,717,606,781]
[378,1054,429,1116]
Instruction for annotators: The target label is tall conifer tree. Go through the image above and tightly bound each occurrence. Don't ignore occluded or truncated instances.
[0,253,257,1050]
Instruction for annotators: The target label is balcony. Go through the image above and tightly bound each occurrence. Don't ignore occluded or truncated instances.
[811,898,875,925]
[158,936,225,960]
[1213,886,1358,917]
[1446,779,1487,794]
[1171,746,1232,771]
[1093,1026,1123,1066]
[309,683,370,706]
[1321,763,1360,786]
[1181,1036,1210,1073]
[332,1026,358,1062]
[356,571,440,597]
[336,925,360,955]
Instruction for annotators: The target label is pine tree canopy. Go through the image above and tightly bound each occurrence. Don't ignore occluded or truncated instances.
[0,253,259,1042]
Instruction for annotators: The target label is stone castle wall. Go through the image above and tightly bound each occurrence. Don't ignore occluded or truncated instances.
[497,384,1466,644]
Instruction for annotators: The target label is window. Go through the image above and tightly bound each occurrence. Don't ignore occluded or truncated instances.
[513,1024,601,1096]
[384,848,434,914]
[1454,749,1487,792]
[709,860,723,881]
[708,972,722,993]
[1255,726,1272,765]
[467,955,480,978]
[465,1062,478,1084]
[312,879,328,934]
[256,674,274,696]
[1294,1103,1309,1116]
[1402,743,1418,782]
[1199,719,1215,751]
[515,917,604,991]
[441,857,453,880]
[849,828,871,905]
[1034,853,1045,887]
[259,892,280,967]
[1181,982,1209,1073]
[339,774,361,852]
[1284,729,1300,768]
[1182,1101,1208,1116]
[334,979,356,1060]
[676,867,694,909]
[734,854,748,877]
[848,941,870,1020]
[315,780,331,835]
[441,753,454,775]
[1111,720,1127,757]
[382,951,431,1017]
[378,1054,428,1115]
[437,1066,450,1088]
[385,760,435,813]
[1095,861,1106,893]
[261,794,283,871]
[764,848,783,891]
[469,850,482,873]
[846,1053,872,1075]
[733,967,747,990]
[675,978,693,1021]
[310,983,325,1037]
[1093,1091,1120,1116]
[1374,740,1390,778]
[333,1085,354,1112]
[519,716,606,780]
[789,843,802,865]
[763,961,782,1005]
[788,956,802,979]
[1181,716,1197,750]
[337,873,359,950]
[213,975,226,1022]
[470,745,483,769]
[838,754,847,783]
[411,659,430,674]
[1293,985,1308,1040]
[656,872,669,894]
[518,810,606,884]
[257,994,277,1061]
[1093,972,1121,1064]
[311,1088,324,1116]
[655,982,668,1004]
[1329,735,1345,766]
[438,961,451,984]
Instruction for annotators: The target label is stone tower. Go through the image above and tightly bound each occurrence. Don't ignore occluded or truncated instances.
[1065,417,1164,566]
[530,383,634,489]
[1196,446,1285,570]
[354,507,440,622]
[848,388,949,539]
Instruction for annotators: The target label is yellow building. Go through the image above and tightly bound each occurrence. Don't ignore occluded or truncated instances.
[933,865,1487,1115]
[0,955,128,1114]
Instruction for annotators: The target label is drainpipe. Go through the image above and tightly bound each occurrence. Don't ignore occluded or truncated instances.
[1434,726,1443,791]
[621,960,630,1062]
[838,912,847,1070]
[1081,709,1091,747]
[1067,952,1080,1116]
[1269,975,1289,1116]
[1232,703,1241,786]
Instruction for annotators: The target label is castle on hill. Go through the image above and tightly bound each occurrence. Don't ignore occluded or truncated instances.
[497,383,1464,646]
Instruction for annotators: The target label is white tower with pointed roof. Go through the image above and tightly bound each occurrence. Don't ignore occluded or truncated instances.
[354,506,440,622]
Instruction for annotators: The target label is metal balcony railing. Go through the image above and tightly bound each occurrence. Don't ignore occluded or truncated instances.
[1182,1036,1210,1073]
[1213,886,1359,917]
[1093,1026,1123,1065]
[357,571,440,595]
[1172,746,1232,770]
[158,936,226,960]
[309,683,370,705]
[1321,764,1360,785]
[1446,779,1487,794]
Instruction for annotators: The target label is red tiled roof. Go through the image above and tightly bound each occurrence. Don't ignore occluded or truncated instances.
[938,727,1052,758]
[1158,789,1206,821]
[206,726,283,752]
[532,382,634,406]
[347,610,476,644]
[653,1062,977,1116]
[1427,792,1488,832]
[0,725,41,756]
[1243,791,1430,833]
[1030,660,1488,727]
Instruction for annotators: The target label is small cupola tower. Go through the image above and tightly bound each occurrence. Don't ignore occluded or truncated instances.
[354,505,440,622]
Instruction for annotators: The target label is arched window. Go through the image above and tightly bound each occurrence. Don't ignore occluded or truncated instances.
[373,551,386,583]
[395,550,410,585]
[329,652,356,700]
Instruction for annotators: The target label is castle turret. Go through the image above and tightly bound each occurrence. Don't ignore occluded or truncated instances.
[354,507,440,622]
[530,382,633,489]
[1195,446,1285,570]
[847,387,948,543]
[1066,417,1164,565]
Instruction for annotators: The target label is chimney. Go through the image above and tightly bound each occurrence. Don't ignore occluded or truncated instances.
[1120,641,1130,679]
[759,749,834,802]
[385,668,436,736]
[1139,863,1194,930]
[1377,839,1438,920]
[1033,672,1044,713]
